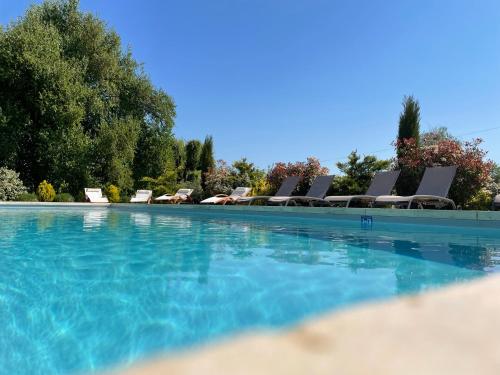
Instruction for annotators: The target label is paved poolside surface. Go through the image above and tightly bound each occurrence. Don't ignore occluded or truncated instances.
[106,275,500,375]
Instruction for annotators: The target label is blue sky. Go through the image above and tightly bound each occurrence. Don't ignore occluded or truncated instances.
[1,0,500,172]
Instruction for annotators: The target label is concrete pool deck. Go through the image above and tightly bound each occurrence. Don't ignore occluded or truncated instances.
[106,274,500,375]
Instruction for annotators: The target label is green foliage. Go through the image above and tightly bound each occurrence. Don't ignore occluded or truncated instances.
[93,117,140,193]
[421,127,459,147]
[16,192,38,202]
[141,172,178,197]
[332,151,391,195]
[0,0,175,195]
[203,159,265,198]
[398,95,420,145]
[54,193,75,202]
[232,158,266,189]
[172,139,186,178]
[0,167,28,200]
[185,140,202,177]
[252,176,272,196]
[104,184,120,203]
[464,189,493,211]
[36,180,56,202]
[199,135,215,174]
[178,180,204,203]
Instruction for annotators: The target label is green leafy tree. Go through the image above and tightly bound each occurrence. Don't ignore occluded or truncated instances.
[0,0,175,195]
[232,158,266,189]
[421,126,459,147]
[398,95,421,145]
[332,151,391,195]
[93,117,140,193]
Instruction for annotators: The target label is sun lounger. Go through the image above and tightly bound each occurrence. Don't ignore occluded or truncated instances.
[268,175,334,206]
[155,188,194,204]
[324,170,400,207]
[84,188,109,203]
[201,187,252,205]
[493,195,500,210]
[236,176,301,205]
[130,190,152,203]
[374,166,457,209]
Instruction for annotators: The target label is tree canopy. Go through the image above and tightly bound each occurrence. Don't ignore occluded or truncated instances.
[0,0,175,196]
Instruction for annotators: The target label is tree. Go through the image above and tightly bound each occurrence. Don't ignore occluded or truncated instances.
[332,151,391,195]
[199,135,215,186]
[420,126,459,147]
[398,95,421,145]
[0,0,175,196]
[172,139,186,181]
[185,140,202,175]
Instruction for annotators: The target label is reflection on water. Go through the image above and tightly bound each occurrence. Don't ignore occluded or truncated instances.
[83,209,109,230]
[0,207,498,375]
[130,212,152,227]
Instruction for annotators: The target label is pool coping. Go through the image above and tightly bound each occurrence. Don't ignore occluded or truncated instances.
[2,202,500,225]
[105,274,500,375]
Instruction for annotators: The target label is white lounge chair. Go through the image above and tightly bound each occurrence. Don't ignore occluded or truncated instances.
[201,187,252,205]
[84,188,109,203]
[130,190,152,204]
[155,188,194,204]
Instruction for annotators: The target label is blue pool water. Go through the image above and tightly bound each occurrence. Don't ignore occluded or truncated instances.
[0,207,499,375]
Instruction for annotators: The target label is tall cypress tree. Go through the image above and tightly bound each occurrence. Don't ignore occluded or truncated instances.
[398,95,421,144]
[396,95,422,196]
[184,139,202,176]
[199,136,215,173]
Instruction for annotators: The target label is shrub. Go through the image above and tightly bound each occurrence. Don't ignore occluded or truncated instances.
[332,151,391,195]
[203,159,263,198]
[16,192,38,202]
[252,176,272,196]
[204,160,234,197]
[0,167,27,201]
[267,157,329,195]
[464,189,493,211]
[54,193,75,202]
[395,138,494,208]
[104,184,121,203]
[178,180,204,203]
[36,180,56,202]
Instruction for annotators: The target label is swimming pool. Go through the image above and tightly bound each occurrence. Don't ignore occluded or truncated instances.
[0,206,499,375]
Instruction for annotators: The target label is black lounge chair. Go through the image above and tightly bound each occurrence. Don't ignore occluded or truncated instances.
[324,170,401,207]
[237,176,301,205]
[493,195,500,210]
[267,175,334,206]
[374,166,457,209]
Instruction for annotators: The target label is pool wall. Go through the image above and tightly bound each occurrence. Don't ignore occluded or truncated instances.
[2,202,500,228]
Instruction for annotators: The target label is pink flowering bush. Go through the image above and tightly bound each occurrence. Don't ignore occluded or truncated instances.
[395,138,494,207]
[267,157,329,195]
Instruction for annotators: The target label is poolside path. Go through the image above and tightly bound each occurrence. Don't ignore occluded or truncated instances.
[106,274,500,375]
